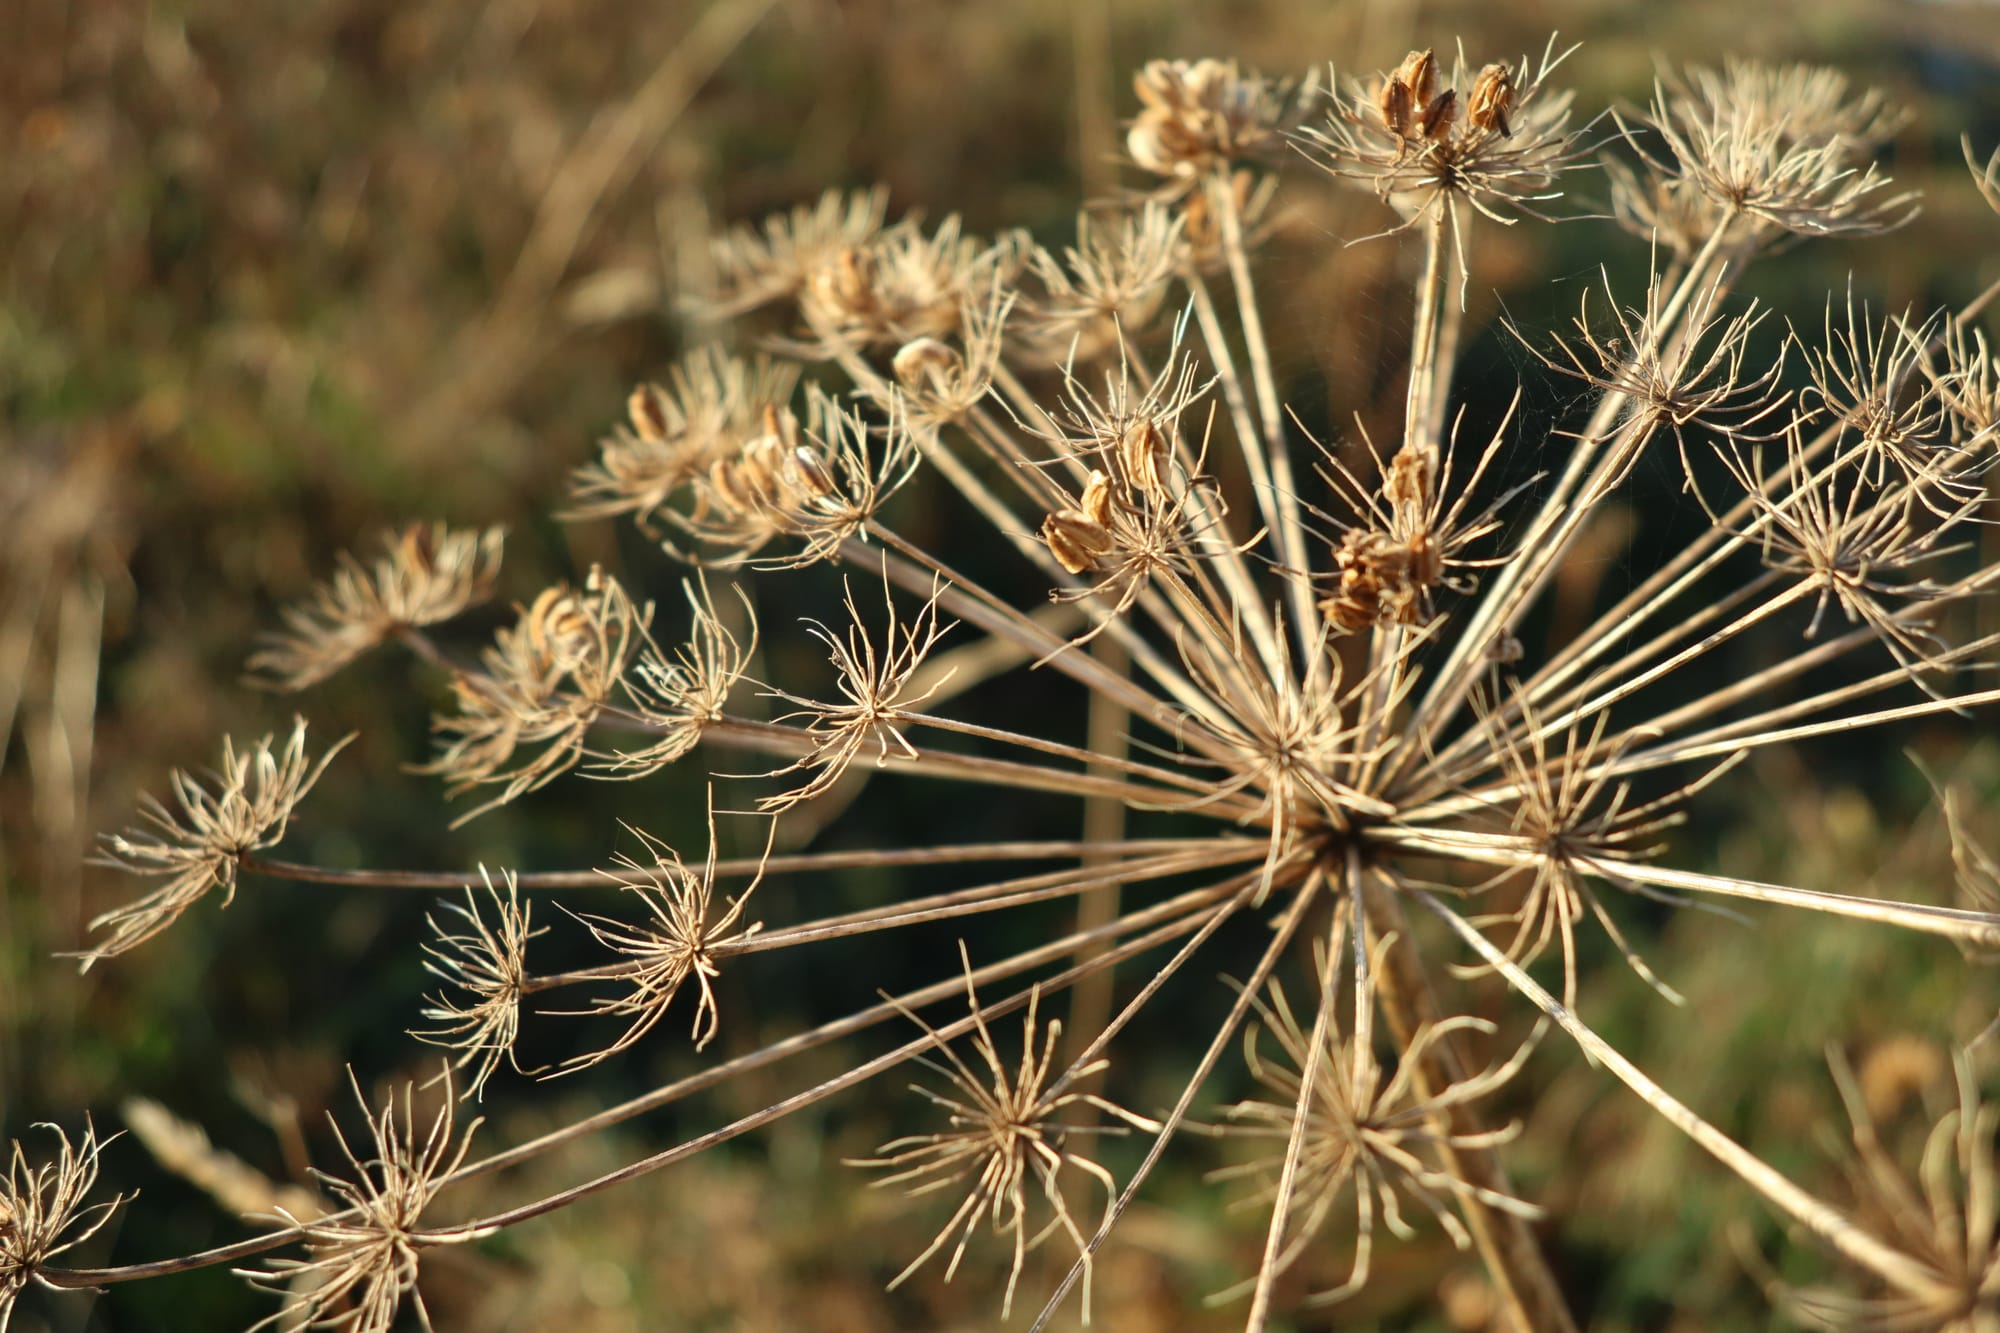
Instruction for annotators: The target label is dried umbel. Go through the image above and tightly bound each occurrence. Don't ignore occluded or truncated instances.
[1302,38,1587,244]
[849,947,1158,1321]
[1631,58,1917,250]
[239,1072,491,1333]
[249,524,505,691]
[418,570,645,823]
[1,1123,127,1333]
[86,719,350,968]
[1127,59,1300,183]
[57,35,2000,1333]
[1211,928,1540,1306]
[797,214,1028,354]
[567,348,801,528]
[1763,1050,2000,1331]
[555,811,766,1069]
[416,867,545,1099]
[695,186,891,321]
[1024,202,1185,359]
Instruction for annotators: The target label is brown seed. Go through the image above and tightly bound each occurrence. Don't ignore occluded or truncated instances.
[1379,77,1413,138]
[1042,505,1115,575]
[893,337,962,389]
[1383,445,1435,515]
[1394,49,1438,110]
[1120,419,1172,496]
[1080,469,1116,526]
[1469,63,1515,137]
[1421,89,1459,142]
[785,446,838,501]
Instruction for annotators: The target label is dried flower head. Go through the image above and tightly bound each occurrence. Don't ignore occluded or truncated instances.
[240,1071,490,1333]
[1699,426,1967,695]
[556,806,766,1070]
[797,215,1026,354]
[1453,687,1739,1005]
[696,186,890,320]
[1939,317,2000,456]
[849,944,1158,1320]
[1521,267,1786,454]
[567,349,801,528]
[1301,38,1586,247]
[1127,58,1301,185]
[418,570,644,824]
[1313,413,1523,636]
[87,718,350,969]
[672,387,918,568]
[759,573,954,811]
[1802,292,1960,492]
[415,867,547,1099]
[881,279,1012,430]
[1766,1049,2000,1331]
[1603,152,1733,261]
[1212,927,1539,1305]
[249,524,505,691]
[1638,58,1916,243]
[596,576,755,779]
[1024,202,1186,359]
[1,1122,127,1333]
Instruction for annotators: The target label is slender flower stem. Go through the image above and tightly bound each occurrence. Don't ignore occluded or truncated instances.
[1416,887,1955,1306]
[1028,868,1321,1332]
[44,875,1242,1288]
[1216,171,1320,660]
[1360,866,1575,1333]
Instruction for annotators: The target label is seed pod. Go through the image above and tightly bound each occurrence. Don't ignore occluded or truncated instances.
[784,446,838,501]
[1468,63,1515,137]
[1420,89,1459,142]
[523,587,593,673]
[1120,419,1172,496]
[760,403,799,450]
[1080,469,1116,526]
[1383,445,1435,516]
[810,246,877,320]
[708,455,762,515]
[1378,76,1413,138]
[893,337,962,390]
[1393,49,1437,110]
[1042,508,1115,574]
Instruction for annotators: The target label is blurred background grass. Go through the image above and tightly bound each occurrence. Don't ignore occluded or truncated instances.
[5,0,2000,1328]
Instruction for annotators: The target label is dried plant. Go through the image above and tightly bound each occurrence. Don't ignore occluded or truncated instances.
[553,802,768,1070]
[1759,1049,2000,1331]
[239,1071,490,1333]
[415,867,546,1098]
[40,35,2000,1333]
[849,944,1158,1321]
[84,718,350,969]
[1210,922,1540,1309]
[1,1123,126,1333]
[248,524,505,691]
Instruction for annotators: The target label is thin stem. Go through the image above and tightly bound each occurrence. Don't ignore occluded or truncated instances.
[1416,887,1954,1305]
[1028,868,1323,1331]
[46,875,1240,1287]
[1359,866,1573,1333]
[1216,172,1320,660]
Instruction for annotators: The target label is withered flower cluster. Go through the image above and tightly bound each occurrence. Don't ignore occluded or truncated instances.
[37,36,2000,1333]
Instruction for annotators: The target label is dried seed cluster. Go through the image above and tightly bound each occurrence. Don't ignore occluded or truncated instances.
[53,35,2000,1333]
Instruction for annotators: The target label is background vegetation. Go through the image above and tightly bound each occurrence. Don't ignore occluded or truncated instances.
[6,0,2000,1328]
